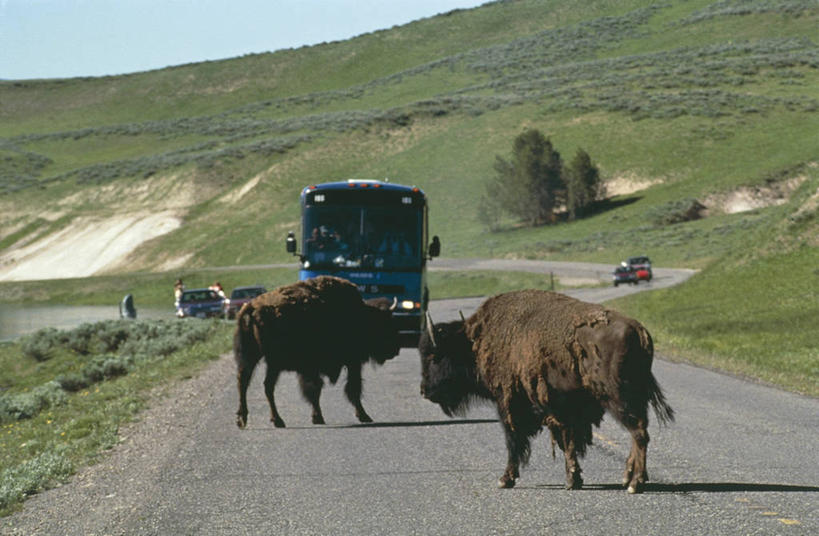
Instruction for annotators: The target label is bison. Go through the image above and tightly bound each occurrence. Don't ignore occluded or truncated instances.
[419,290,674,493]
[235,275,400,429]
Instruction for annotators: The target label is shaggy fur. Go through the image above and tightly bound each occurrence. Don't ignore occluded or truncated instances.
[235,275,399,428]
[419,289,673,493]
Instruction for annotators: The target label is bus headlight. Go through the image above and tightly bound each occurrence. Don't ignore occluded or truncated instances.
[400,300,418,310]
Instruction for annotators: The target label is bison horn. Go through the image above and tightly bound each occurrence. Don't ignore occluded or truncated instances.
[459,310,466,323]
[425,311,437,348]
[389,296,398,311]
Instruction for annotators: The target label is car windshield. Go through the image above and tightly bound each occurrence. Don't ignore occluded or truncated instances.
[231,288,265,299]
[303,205,422,270]
[181,290,219,302]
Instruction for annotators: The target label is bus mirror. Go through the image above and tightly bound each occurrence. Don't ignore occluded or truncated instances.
[286,231,297,255]
[428,235,441,258]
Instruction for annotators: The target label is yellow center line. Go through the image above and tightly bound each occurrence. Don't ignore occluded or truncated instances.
[735,498,803,526]
[593,431,618,449]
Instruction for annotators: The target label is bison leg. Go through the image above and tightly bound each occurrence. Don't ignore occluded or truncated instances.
[298,372,326,425]
[498,421,523,489]
[236,361,255,429]
[263,367,286,428]
[344,364,372,423]
[496,399,540,489]
[559,427,584,490]
[546,421,583,490]
[623,419,650,494]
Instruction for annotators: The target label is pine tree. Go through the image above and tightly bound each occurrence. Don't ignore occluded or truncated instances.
[565,148,601,221]
[480,129,563,227]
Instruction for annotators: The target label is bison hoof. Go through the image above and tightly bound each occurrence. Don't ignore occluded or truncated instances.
[272,417,286,428]
[357,412,373,424]
[566,472,583,490]
[626,478,646,494]
[497,476,516,489]
[236,416,247,429]
[312,415,326,425]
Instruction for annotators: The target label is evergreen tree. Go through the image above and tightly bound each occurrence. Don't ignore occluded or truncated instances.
[480,129,563,227]
[565,148,601,220]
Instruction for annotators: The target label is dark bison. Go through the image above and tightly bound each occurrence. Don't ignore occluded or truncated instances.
[419,290,674,493]
[235,275,399,428]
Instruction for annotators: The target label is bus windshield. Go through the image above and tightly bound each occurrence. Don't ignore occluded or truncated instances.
[303,205,421,271]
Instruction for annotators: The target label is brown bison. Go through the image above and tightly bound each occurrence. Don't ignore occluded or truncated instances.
[235,275,399,428]
[419,290,674,493]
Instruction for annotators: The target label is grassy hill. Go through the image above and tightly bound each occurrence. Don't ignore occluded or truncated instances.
[1,0,817,393]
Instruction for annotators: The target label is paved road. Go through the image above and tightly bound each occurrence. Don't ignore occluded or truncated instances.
[4,262,817,535]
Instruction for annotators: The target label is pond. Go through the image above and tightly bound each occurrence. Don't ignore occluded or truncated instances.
[0,304,174,342]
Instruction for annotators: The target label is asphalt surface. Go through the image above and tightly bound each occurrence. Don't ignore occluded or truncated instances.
[3,261,817,535]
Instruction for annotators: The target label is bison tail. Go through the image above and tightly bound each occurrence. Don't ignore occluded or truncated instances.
[632,322,673,424]
[647,373,675,425]
[234,304,263,372]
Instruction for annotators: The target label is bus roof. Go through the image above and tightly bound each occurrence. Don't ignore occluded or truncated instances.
[302,180,425,196]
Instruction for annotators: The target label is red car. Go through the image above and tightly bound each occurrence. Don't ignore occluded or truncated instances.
[223,285,267,319]
[627,256,653,282]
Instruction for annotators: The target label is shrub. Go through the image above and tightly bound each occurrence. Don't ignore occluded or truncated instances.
[62,323,97,355]
[6,319,217,421]
[0,381,67,423]
[0,449,73,511]
[55,373,90,393]
[646,198,707,226]
[81,354,130,383]
[19,328,62,362]
[93,322,131,353]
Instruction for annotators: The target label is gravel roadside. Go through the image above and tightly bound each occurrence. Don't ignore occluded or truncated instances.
[2,352,235,536]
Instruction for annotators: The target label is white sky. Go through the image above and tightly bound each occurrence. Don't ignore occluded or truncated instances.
[0,0,487,80]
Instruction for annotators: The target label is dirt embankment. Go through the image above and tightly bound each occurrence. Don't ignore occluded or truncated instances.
[0,169,271,282]
[0,212,182,281]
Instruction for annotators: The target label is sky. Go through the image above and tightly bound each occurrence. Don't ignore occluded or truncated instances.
[0,0,487,80]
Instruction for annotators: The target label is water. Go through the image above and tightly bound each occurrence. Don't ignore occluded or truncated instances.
[0,304,174,342]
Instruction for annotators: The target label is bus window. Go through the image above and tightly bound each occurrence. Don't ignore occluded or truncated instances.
[304,205,421,270]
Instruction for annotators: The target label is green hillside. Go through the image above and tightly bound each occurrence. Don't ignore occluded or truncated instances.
[1,0,817,393]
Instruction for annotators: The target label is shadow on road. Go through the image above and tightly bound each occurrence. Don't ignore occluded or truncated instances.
[248,418,499,430]
[346,418,498,428]
[523,482,819,493]
[645,482,819,493]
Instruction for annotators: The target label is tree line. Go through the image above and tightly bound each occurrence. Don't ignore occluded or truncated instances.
[478,128,602,231]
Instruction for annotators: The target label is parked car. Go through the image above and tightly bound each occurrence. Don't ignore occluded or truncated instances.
[176,288,226,318]
[613,264,638,287]
[626,255,652,282]
[223,285,268,319]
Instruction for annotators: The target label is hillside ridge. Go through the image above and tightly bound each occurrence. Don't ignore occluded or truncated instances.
[1,0,817,280]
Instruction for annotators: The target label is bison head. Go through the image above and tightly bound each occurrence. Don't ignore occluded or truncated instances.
[418,316,479,417]
[362,301,400,364]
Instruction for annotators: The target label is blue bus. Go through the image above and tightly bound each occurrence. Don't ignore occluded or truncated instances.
[286,179,440,345]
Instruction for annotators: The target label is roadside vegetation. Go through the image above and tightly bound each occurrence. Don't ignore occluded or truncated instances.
[611,170,819,397]
[0,319,231,516]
